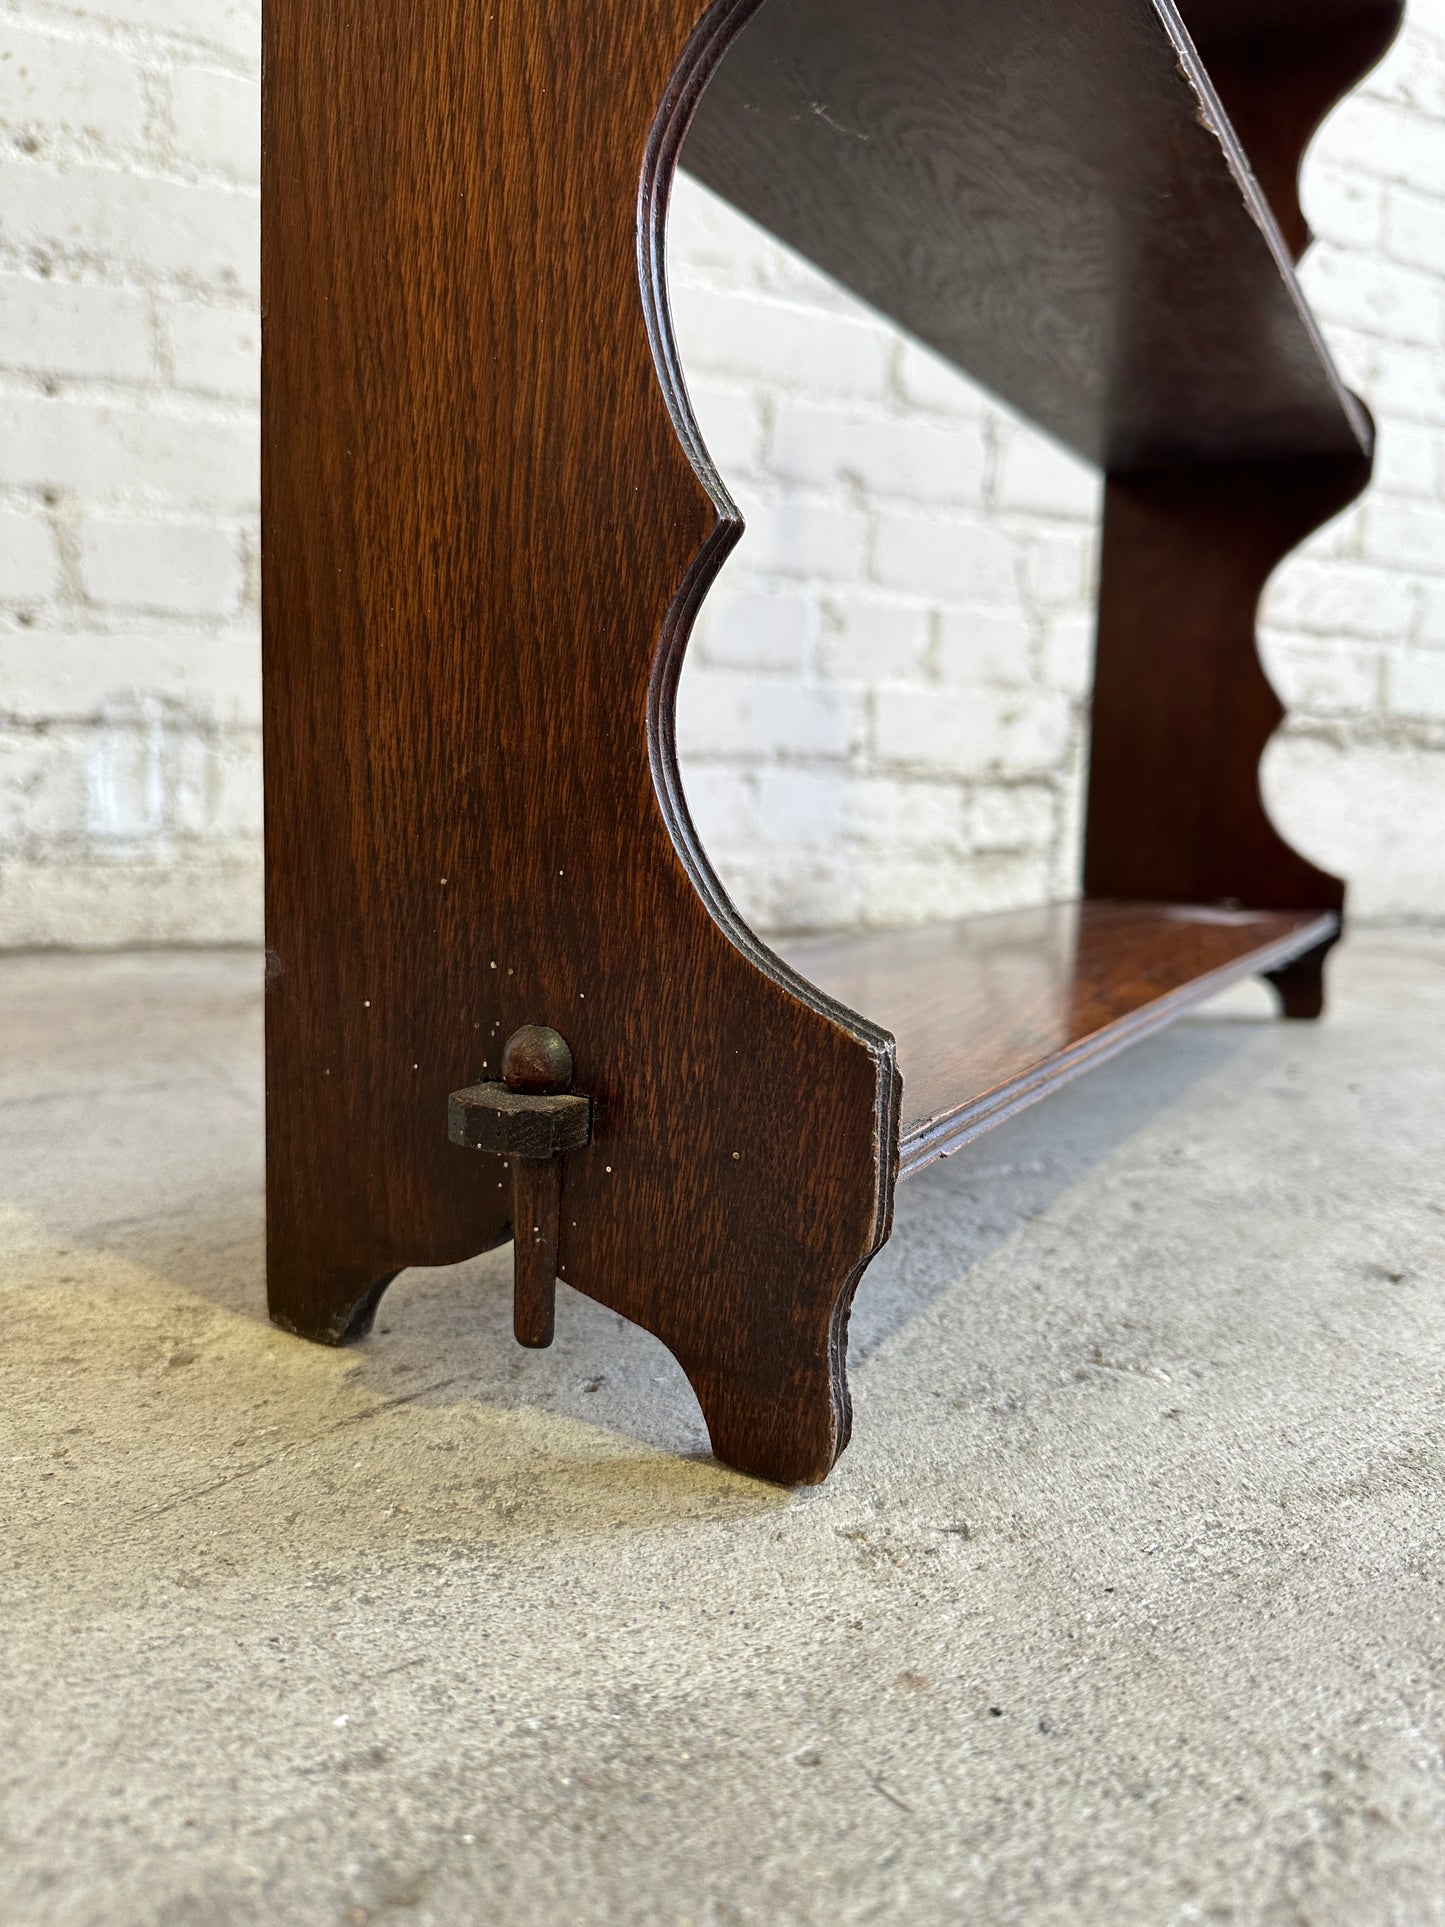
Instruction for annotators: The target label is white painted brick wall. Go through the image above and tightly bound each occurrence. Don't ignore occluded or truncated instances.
[0,0,1440,947]
[0,0,260,944]
[673,0,1445,931]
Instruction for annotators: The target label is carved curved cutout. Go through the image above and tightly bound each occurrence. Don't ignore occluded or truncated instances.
[641,0,904,1475]
[640,0,897,1067]
[262,0,897,1483]
[1083,442,1373,994]
[1183,0,1405,261]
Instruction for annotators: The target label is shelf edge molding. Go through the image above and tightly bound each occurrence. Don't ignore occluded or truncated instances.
[897,911,1338,1176]
[782,902,1340,1182]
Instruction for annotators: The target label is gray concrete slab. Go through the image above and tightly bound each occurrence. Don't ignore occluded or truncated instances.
[2,932,1444,1926]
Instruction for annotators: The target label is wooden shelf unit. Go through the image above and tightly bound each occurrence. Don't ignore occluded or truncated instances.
[261,0,1402,1483]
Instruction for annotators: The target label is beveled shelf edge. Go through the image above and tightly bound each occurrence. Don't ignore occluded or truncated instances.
[1155,0,1373,462]
[898,909,1338,1179]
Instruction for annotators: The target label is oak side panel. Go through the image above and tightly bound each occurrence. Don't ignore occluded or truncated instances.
[262,0,898,1484]
[1083,451,1374,1014]
[1078,6,1398,1019]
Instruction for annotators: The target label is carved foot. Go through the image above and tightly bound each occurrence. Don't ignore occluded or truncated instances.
[1263,940,1332,1021]
[684,1313,854,1486]
[269,1269,399,1346]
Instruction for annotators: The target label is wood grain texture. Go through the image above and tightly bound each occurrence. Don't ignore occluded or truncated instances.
[683,0,1369,469]
[262,0,899,1485]
[1083,448,1373,1019]
[783,902,1336,1175]
[262,0,1390,1485]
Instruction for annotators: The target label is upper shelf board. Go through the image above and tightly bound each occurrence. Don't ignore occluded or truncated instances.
[682,0,1374,472]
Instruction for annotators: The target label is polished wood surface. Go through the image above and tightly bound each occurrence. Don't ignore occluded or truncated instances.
[261,0,1390,1484]
[782,902,1336,1176]
[263,0,898,1486]
[684,0,1377,470]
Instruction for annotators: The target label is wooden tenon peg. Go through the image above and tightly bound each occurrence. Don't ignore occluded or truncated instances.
[447,1026,592,1347]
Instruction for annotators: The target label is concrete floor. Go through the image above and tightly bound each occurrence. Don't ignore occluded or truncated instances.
[2,932,1444,1925]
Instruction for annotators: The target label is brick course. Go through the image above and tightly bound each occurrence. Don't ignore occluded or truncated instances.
[0,0,259,942]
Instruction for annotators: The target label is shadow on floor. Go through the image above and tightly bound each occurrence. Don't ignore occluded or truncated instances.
[0,939,1273,1473]
[848,1005,1266,1359]
[305,1006,1268,1460]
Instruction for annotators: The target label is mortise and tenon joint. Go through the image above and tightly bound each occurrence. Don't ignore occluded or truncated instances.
[448,1027,592,1350]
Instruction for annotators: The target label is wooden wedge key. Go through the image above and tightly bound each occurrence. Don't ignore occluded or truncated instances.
[447,1028,592,1348]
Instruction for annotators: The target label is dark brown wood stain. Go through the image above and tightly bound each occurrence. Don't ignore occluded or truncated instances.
[263,0,896,1484]
[1084,451,1373,955]
[684,0,1387,469]
[263,0,1397,1483]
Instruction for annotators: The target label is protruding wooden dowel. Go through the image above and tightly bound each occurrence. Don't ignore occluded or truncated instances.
[448,1025,591,1352]
[510,1155,560,1348]
[501,1025,575,1350]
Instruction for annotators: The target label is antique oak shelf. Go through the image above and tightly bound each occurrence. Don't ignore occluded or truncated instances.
[262,0,1402,1483]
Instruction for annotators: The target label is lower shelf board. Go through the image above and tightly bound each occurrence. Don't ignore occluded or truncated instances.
[780,899,1337,1178]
